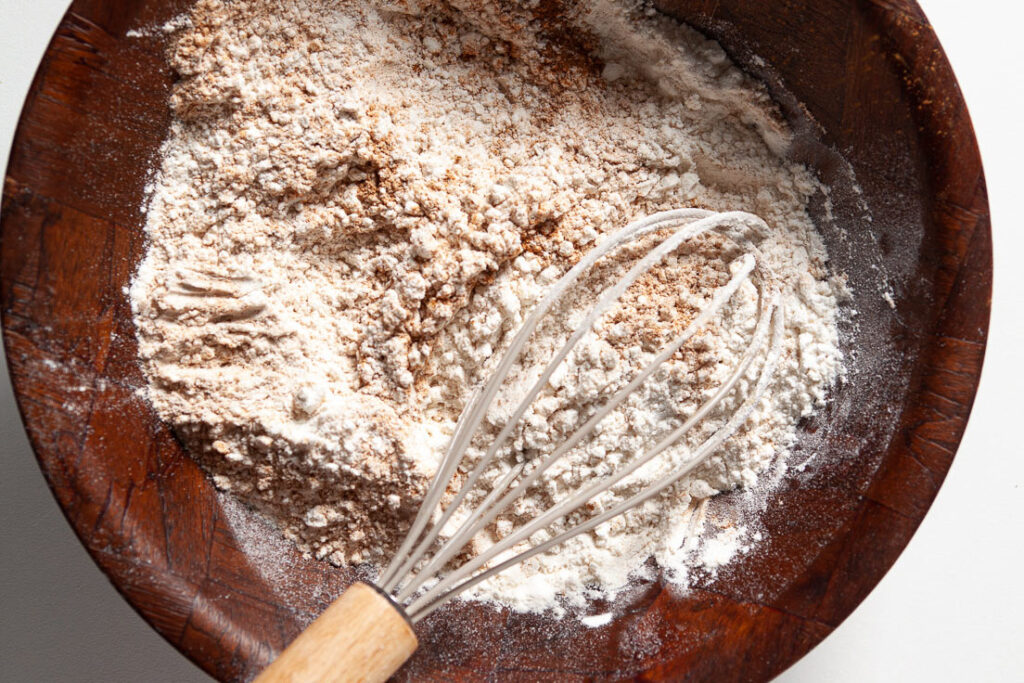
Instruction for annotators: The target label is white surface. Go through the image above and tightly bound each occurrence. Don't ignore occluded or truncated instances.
[782,2,1024,679]
[0,1,1020,681]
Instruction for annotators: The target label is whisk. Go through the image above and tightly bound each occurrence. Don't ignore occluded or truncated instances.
[256,209,784,683]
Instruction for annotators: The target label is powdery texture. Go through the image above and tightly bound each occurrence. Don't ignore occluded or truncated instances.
[131,0,845,616]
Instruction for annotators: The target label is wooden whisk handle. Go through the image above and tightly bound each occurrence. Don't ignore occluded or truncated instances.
[254,582,418,683]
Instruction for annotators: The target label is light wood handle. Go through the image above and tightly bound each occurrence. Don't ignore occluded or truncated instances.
[254,582,418,683]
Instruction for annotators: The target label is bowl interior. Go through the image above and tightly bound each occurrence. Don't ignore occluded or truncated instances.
[0,0,990,681]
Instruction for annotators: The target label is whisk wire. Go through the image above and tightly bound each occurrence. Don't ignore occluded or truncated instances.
[393,251,760,601]
[400,288,778,610]
[379,209,782,618]
[378,384,481,589]
[407,301,785,621]
[383,209,717,590]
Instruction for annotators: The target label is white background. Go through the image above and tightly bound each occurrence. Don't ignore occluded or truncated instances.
[1,1,1020,680]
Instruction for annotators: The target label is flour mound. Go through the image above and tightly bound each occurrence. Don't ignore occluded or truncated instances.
[131,0,845,615]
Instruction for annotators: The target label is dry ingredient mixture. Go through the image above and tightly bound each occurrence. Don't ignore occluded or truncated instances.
[130,0,847,616]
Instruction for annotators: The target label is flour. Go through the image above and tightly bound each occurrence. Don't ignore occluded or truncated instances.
[130,0,846,617]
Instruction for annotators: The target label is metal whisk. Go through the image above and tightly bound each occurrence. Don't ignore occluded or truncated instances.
[256,209,784,683]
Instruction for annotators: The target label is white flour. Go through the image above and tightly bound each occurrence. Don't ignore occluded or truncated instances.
[130,0,846,617]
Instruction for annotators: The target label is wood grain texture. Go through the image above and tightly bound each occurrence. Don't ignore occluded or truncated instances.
[254,583,418,683]
[0,1,990,681]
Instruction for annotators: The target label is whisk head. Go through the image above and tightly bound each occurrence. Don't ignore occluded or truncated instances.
[379,209,784,621]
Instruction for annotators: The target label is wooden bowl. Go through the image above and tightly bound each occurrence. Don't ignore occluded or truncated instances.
[0,0,990,680]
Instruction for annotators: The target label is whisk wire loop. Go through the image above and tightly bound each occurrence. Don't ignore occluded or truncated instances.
[378,209,783,619]
[407,301,784,621]
[399,276,777,607]
[394,252,761,602]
